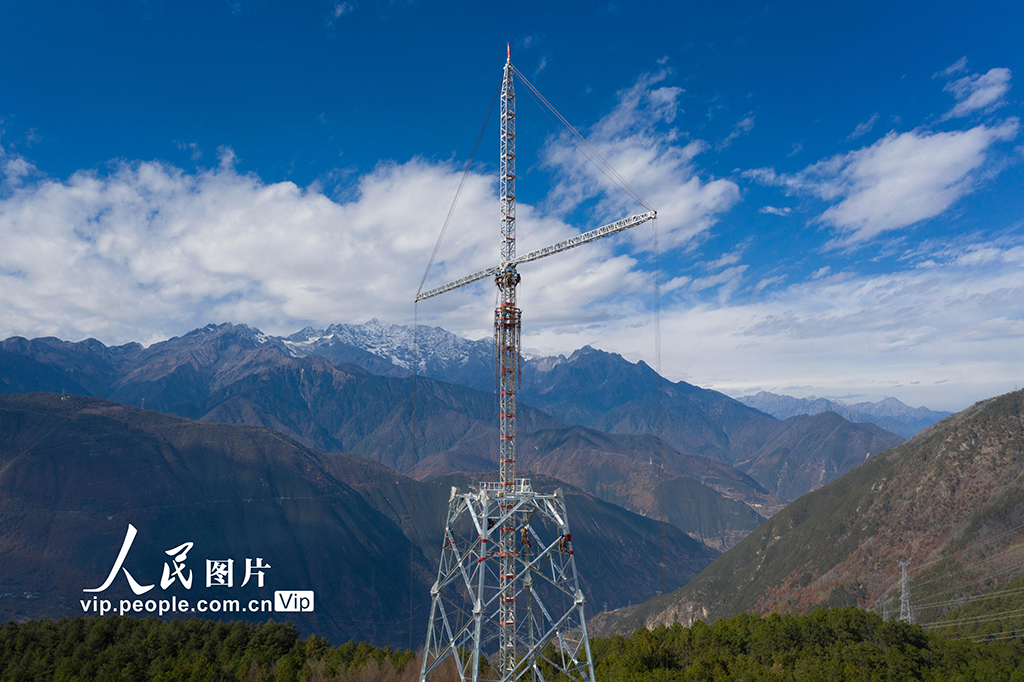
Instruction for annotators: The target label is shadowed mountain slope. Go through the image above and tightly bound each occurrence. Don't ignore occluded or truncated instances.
[0,394,719,642]
[2,325,561,472]
[412,425,777,550]
[0,393,433,646]
[522,347,776,465]
[735,411,903,501]
[306,453,721,611]
[519,346,904,498]
[590,388,1024,637]
[164,323,904,502]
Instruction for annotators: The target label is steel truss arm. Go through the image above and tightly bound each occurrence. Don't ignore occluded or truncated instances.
[416,265,501,302]
[512,210,656,267]
[415,210,656,303]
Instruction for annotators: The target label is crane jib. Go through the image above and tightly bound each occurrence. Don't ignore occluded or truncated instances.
[414,210,655,302]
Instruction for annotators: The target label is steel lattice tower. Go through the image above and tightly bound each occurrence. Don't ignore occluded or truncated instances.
[416,48,656,682]
[898,560,913,623]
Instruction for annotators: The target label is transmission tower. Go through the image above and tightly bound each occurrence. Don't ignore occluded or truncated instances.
[416,48,655,682]
[898,560,913,623]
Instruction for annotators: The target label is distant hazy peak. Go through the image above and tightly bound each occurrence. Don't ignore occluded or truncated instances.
[738,390,951,438]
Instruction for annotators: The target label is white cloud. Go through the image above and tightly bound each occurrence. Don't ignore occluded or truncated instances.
[717,113,755,150]
[2,60,1019,414]
[847,113,879,141]
[759,205,791,216]
[809,266,831,280]
[175,141,202,161]
[942,67,1012,119]
[0,64,747,349]
[526,236,1024,412]
[746,119,1019,245]
[0,156,475,343]
[217,145,238,169]
[3,155,38,188]
[689,264,747,292]
[661,275,691,293]
[1,145,1019,412]
[540,69,740,250]
[753,275,785,293]
[935,57,968,78]
[0,147,665,348]
[705,246,745,270]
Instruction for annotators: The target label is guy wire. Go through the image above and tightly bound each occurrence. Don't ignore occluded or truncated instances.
[410,75,502,645]
[416,78,501,300]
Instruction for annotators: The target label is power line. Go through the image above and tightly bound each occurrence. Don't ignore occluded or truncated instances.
[875,534,1024,603]
[907,523,1024,590]
[915,582,1024,612]
[922,605,1024,630]
[963,627,1024,642]
[913,553,1024,605]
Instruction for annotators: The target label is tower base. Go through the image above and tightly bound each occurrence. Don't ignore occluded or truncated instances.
[420,480,596,682]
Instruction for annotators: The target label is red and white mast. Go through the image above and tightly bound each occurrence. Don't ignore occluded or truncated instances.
[495,46,520,674]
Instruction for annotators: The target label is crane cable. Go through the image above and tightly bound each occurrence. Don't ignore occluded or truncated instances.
[512,64,668,586]
[510,64,654,213]
[416,78,502,300]
[411,75,502,648]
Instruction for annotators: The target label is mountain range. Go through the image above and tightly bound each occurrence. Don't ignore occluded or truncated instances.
[591,388,1024,636]
[275,321,942,438]
[0,322,914,555]
[738,391,951,438]
[1,318,1002,648]
[270,322,911,501]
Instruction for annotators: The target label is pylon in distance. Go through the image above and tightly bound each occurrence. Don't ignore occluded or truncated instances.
[898,560,913,624]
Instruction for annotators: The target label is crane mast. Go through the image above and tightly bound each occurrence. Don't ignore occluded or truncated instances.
[497,54,520,491]
[495,53,521,676]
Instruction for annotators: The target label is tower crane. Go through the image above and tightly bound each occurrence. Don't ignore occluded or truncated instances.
[416,48,655,682]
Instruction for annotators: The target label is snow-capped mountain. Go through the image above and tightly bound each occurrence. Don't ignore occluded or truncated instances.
[281,319,494,390]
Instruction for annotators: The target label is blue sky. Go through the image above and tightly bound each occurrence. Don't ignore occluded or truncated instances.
[1,0,1021,411]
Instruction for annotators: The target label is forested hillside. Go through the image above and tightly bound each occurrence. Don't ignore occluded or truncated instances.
[4,609,1024,681]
